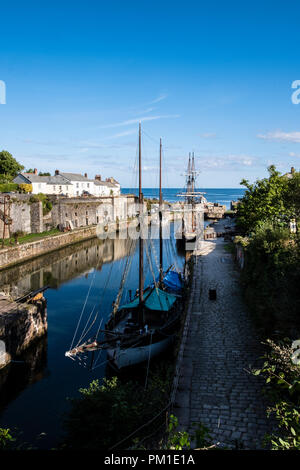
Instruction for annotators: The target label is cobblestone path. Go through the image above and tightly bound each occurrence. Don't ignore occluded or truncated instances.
[174,235,273,449]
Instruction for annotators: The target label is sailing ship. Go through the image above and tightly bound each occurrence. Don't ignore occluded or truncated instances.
[177,153,206,243]
[65,124,184,369]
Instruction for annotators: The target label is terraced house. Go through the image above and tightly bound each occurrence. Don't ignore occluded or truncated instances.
[13,169,121,197]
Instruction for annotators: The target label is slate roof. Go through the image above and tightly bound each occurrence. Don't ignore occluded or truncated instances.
[14,172,120,187]
[14,173,70,185]
[60,172,94,182]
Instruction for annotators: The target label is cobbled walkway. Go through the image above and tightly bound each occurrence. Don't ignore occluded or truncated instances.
[174,233,273,449]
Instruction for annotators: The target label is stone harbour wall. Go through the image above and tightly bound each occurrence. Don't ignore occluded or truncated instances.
[48,195,137,230]
[0,294,47,370]
[0,196,42,237]
[0,194,138,237]
[0,226,99,270]
[0,220,131,270]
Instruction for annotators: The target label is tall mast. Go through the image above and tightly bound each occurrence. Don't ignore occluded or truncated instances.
[191,152,195,194]
[139,122,144,304]
[191,152,195,231]
[159,138,163,285]
[187,153,191,204]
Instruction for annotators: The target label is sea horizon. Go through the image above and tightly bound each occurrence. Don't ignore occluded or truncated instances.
[122,187,245,210]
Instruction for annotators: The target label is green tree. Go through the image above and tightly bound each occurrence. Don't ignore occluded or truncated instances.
[236,165,291,234]
[0,151,24,177]
[285,172,300,221]
[39,172,51,176]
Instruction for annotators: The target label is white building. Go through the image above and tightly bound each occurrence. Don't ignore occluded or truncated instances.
[13,169,121,197]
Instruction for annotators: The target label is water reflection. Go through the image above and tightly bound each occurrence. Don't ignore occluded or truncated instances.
[0,237,134,298]
[0,230,184,447]
[0,336,48,411]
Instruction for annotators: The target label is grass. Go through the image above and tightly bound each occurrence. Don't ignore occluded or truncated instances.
[0,228,60,247]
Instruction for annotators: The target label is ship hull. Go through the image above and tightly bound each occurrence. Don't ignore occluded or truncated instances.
[107,335,174,369]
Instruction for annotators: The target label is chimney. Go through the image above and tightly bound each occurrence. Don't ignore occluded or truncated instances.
[84,172,88,178]
[34,168,38,175]
[95,174,101,181]
[55,169,59,176]
[291,166,295,174]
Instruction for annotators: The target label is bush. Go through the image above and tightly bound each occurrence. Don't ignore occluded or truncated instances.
[29,193,52,215]
[19,183,32,193]
[0,183,19,193]
[63,365,173,450]
[0,428,15,450]
[241,222,300,335]
[252,339,300,450]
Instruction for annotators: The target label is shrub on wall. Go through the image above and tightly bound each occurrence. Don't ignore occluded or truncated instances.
[0,183,19,193]
[19,183,33,193]
[29,193,52,215]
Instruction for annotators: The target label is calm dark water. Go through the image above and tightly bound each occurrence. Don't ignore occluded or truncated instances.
[122,187,245,210]
[0,228,184,448]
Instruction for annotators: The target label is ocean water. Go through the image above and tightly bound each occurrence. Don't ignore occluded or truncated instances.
[121,188,245,210]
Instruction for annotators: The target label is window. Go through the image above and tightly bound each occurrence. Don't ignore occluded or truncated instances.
[75,212,77,216]
[86,211,88,215]
[76,191,79,196]
[87,183,90,188]
[59,185,62,192]
[53,186,56,191]
[86,218,88,225]
[96,216,99,224]
[76,183,79,188]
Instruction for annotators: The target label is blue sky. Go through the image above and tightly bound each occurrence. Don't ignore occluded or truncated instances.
[1,0,300,187]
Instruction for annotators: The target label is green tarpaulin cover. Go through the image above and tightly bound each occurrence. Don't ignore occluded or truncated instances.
[119,287,177,312]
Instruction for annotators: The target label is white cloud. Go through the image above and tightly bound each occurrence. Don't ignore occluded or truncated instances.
[149,93,168,104]
[105,129,137,139]
[289,152,300,158]
[201,154,254,169]
[170,154,255,172]
[258,130,300,143]
[99,114,180,129]
[199,132,217,139]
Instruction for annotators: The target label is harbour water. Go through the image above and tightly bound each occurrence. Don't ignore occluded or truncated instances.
[0,226,184,448]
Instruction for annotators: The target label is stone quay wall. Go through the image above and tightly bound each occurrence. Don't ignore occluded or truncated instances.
[47,194,137,230]
[0,226,99,270]
[0,294,47,370]
[0,193,138,237]
[0,195,43,237]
